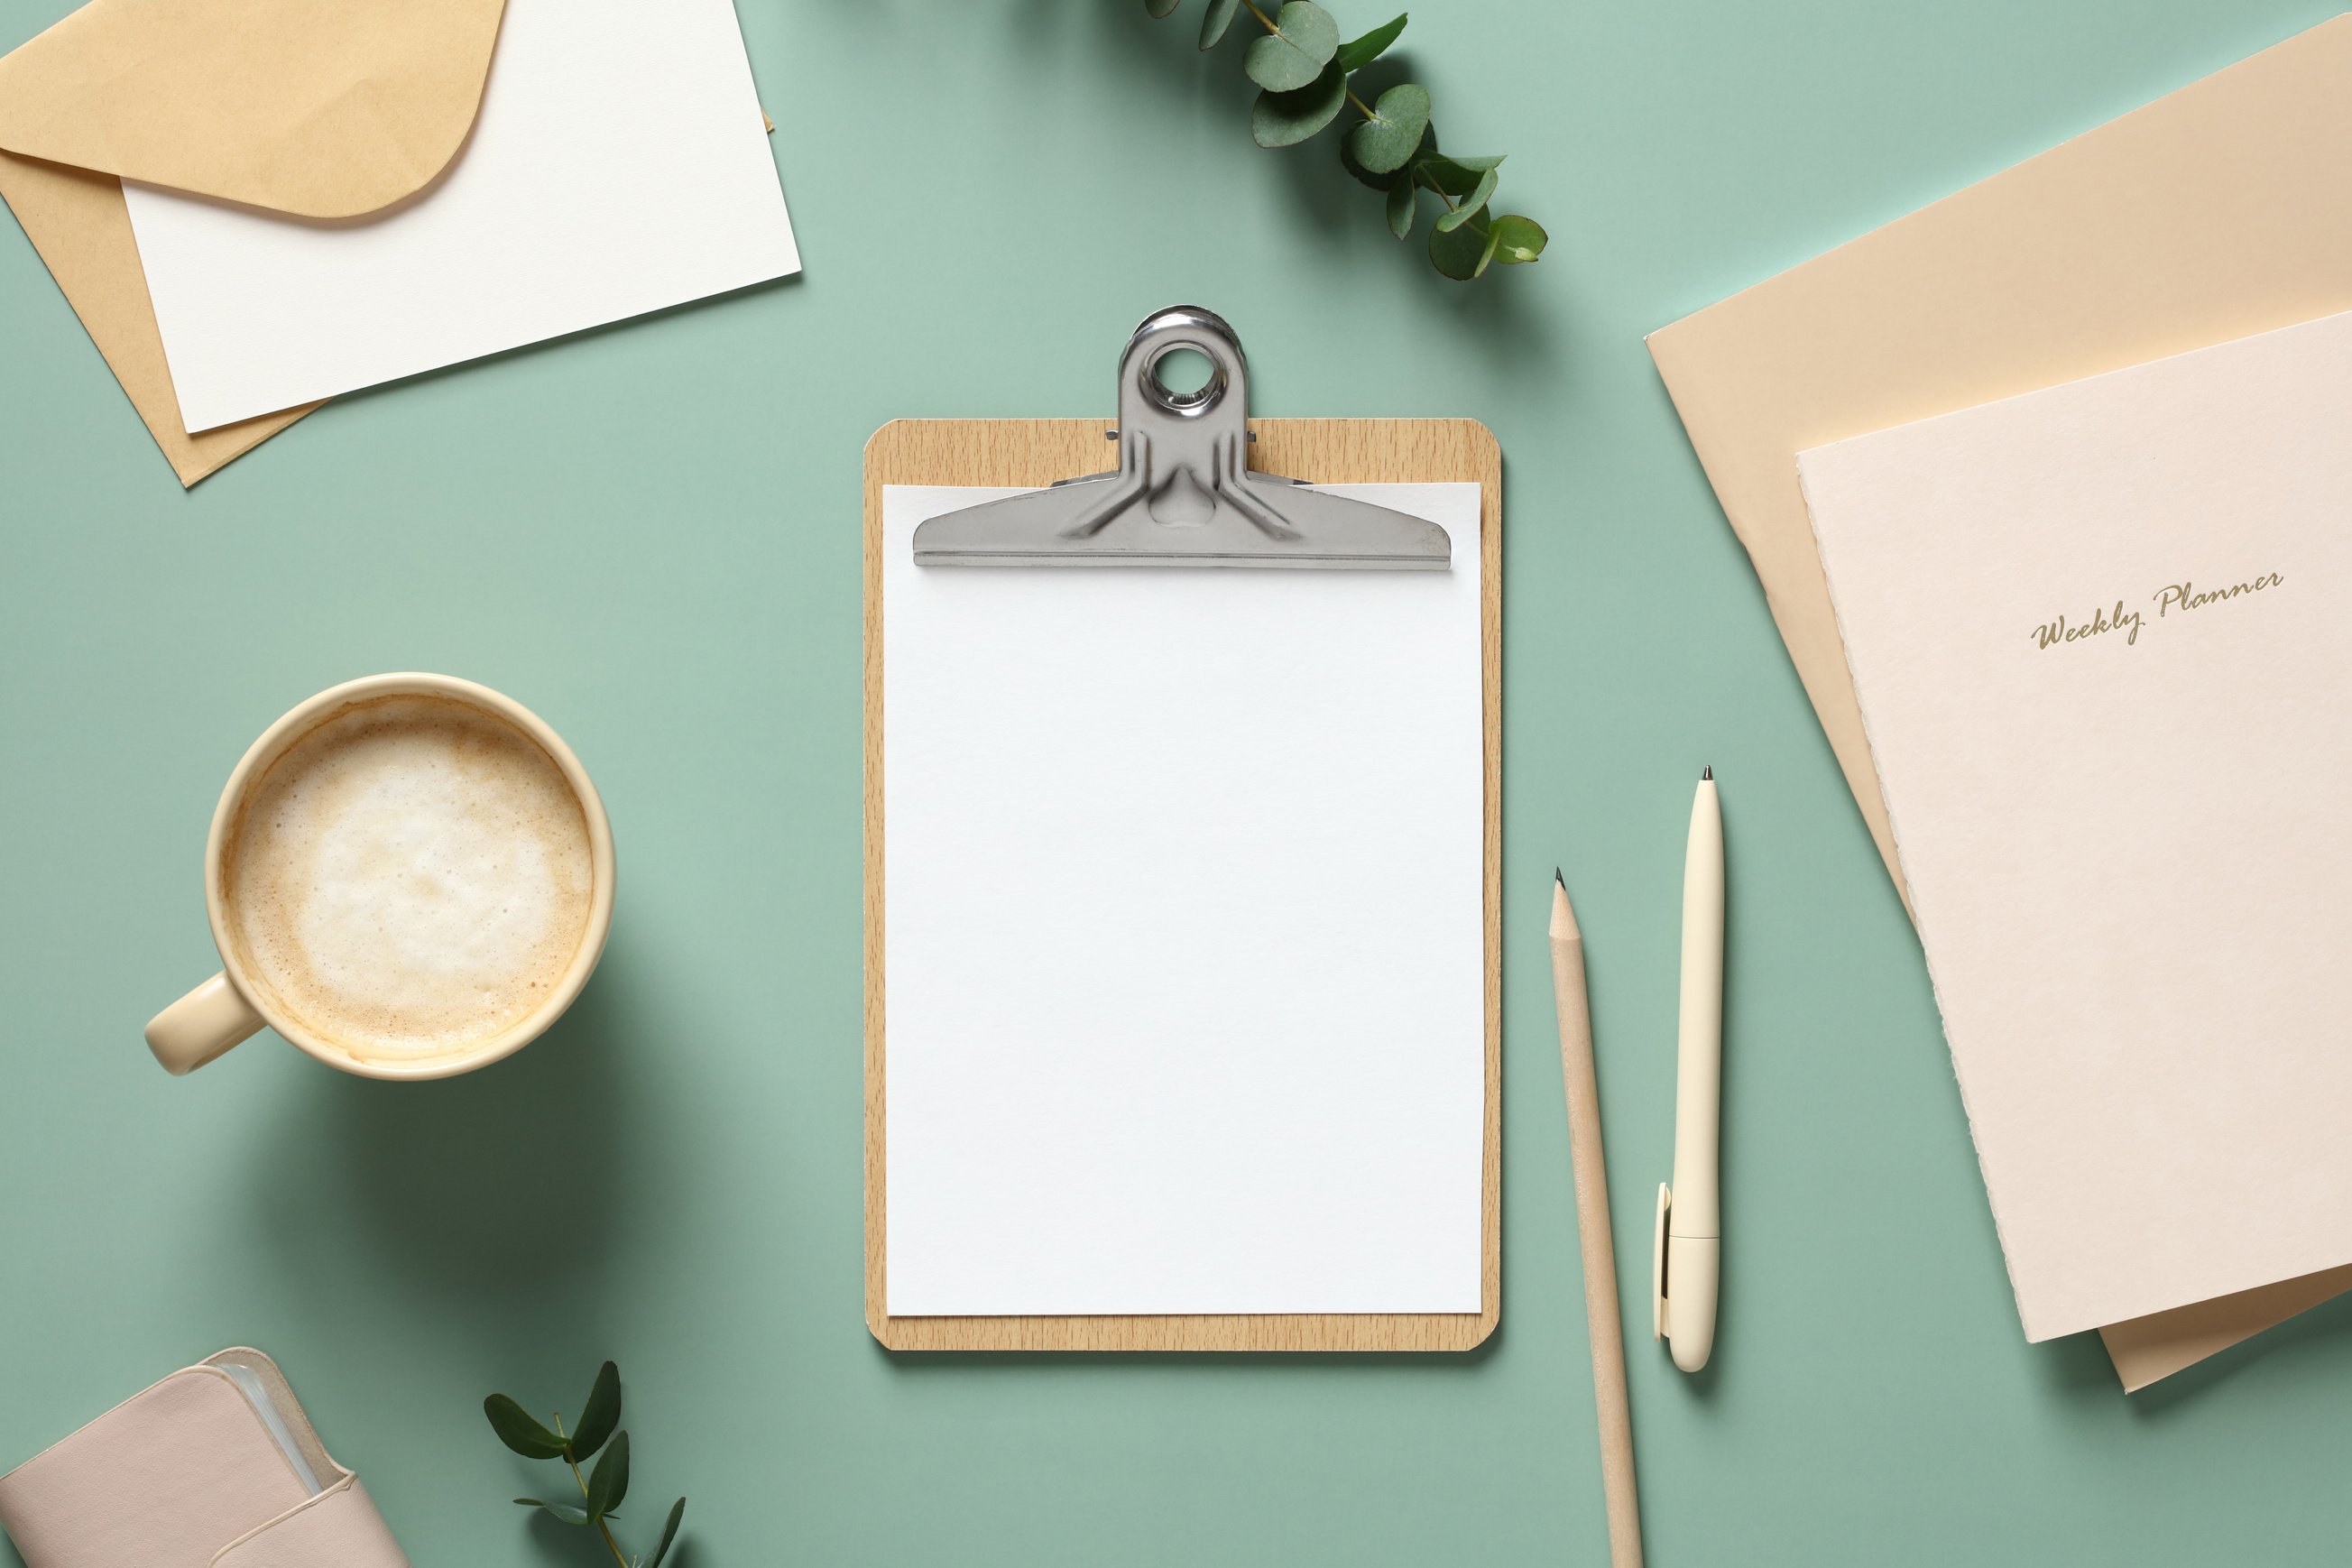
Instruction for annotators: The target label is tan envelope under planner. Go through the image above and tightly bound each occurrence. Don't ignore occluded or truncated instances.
[1646,13,2352,1388]
[0,0,508,484]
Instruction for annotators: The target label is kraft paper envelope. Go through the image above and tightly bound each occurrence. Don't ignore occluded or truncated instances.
[0,0,509,485]
[1646,13,2352,1389]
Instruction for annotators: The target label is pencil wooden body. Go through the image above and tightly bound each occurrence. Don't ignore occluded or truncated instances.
[1550,885,1643,1568]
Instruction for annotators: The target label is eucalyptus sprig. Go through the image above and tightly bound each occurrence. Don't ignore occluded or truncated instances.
[1143,2,1545,280]
[485,1362,686,1568]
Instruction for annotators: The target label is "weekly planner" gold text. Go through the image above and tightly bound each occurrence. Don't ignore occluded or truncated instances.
[2029,571,2283,651]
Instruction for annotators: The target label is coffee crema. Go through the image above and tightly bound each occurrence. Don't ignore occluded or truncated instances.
[220,695,595,1057]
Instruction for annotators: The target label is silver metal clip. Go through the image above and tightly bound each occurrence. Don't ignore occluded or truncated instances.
[911,305,1451,570]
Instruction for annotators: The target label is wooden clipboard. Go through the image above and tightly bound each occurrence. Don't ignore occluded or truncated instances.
[863,414,1501,1351]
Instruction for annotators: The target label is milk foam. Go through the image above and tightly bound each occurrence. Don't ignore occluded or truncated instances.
[223,696,595,1056]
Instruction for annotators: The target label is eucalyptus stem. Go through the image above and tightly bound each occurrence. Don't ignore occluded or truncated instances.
[1146,1,1547,279]
[485,1364,687,1568]
[553,1414,632,1568]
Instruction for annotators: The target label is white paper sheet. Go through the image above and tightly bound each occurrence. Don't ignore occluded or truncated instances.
[881,484,1486,1316]
[1797,309,2352,1342]
[123,0,798,432]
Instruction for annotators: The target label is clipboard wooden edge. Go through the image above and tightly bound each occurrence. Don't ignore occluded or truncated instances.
[863,416,1502,1351]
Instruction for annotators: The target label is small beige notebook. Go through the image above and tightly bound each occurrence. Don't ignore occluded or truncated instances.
[0,1349,408,1568]
[1795,309,2352,1342]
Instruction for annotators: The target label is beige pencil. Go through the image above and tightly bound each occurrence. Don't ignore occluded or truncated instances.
[1551,871,1643,1568]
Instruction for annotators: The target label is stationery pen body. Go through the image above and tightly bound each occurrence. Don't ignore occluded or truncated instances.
[1664,770,1723,1371]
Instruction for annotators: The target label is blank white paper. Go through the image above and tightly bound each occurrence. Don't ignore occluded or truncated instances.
[123,0,799,432]
[882,484,1486,1315]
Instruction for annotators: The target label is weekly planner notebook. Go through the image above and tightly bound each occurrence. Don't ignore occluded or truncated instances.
[1646,15,2352,1386]
[1796,309,2352,1342]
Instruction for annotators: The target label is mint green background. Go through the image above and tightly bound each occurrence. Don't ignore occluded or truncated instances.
[5,3,2348,1563]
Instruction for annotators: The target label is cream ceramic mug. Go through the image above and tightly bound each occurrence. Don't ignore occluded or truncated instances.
[144,673,615,1080]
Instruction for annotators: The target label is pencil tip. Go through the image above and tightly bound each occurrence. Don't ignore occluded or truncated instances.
[1702,764,1712,780]
[1550,870,1581,939]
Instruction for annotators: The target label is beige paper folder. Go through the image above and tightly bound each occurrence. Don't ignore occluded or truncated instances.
[1646,14,2352,1389]
[0,0,509,484]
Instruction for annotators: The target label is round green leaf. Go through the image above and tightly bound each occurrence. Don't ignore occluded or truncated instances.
[1334,13,1408,74]
[1433,167,1498,230]
[1199,0,1242,47]
[1251,61,1347,148]
[1427,207,1500,279]
[1144,0,1182,18]
[484,1396,569,1460]
[586,1431,632,1519]
[567,1362,622,1462]
[1339,133,1402,191]
[1243,1,1338,92]
[514,1498,592,1526]
[1345,82,1431,174]
[1487,213,1547,263]
[1384,177,1417,239]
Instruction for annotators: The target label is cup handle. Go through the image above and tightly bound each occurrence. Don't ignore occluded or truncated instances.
[145,973,265,1075]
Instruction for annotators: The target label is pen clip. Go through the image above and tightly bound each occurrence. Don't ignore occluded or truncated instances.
[1652,1182,1671,1342]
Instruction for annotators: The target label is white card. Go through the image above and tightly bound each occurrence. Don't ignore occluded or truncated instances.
[124,0,799,432]
[881,484,1487,1316]
[1798,309,2352,1341]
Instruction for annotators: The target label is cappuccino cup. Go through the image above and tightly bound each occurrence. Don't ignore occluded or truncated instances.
[145,674,615,1080]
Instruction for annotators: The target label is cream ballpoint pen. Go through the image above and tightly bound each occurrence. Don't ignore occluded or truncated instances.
[1655,767,1723,1373]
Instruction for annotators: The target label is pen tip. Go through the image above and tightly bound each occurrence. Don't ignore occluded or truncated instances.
[1554,866,1564,887]
[1702,764,1712,780]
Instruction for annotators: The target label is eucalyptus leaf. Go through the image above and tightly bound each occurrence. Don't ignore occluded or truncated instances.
[568,1362,621,1462]
[1486,213,1547,263]
[1427,206,1499,279]
[1384,176,1416,239]
[1338,132,1403,191]
[1139,0,1538,279]
[1410,151,1500,198]
[1243,1,1338,91]
[1433,167,1498,229]
[1476,224,1503,276]
[1344,81,1430,173]
[1251,61,1347,148]
[648,1499,687,1568]
[484,1396,569,1461]
[586,1431,632,1519]
[1199,0,1242,48]
[514,1498,592,1526]
[1333,12,1407,73]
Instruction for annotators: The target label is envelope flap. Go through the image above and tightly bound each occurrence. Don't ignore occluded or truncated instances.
[0,0,505,218]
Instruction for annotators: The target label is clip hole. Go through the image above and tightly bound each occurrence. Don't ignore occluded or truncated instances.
[1144,346,1224,414]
